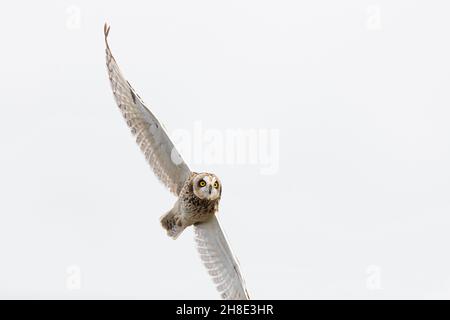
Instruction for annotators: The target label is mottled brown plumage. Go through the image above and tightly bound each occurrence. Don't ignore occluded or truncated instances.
[161,172,222,238]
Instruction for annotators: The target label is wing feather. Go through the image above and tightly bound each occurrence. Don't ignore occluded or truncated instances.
[194,216,250,300]
[104,24,191,195]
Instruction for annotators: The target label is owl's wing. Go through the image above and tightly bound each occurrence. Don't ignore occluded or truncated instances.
[194,216,250,300]
[104,24,191,195]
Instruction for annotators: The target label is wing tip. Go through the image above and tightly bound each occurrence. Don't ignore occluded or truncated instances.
[104,22,111,49]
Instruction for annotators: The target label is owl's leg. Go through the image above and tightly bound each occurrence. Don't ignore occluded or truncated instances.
[160,203,187,240]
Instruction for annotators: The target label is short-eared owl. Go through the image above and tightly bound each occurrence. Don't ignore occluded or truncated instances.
[104,24,249,300]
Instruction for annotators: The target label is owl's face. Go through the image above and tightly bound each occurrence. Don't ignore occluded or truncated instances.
[192,173,222,201]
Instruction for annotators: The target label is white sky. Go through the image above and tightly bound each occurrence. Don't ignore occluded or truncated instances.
[0,0,449,299]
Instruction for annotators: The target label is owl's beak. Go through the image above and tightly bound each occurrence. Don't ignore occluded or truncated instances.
[208,185,212,195]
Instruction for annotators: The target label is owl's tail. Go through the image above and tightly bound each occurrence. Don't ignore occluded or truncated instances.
[160,208,186,240]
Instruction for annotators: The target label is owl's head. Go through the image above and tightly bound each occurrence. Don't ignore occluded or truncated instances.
[192,173,222,201]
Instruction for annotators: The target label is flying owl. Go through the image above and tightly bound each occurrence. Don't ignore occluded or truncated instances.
[103,24,249,300]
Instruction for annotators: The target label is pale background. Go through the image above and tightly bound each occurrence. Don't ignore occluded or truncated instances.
[0,0,449,299]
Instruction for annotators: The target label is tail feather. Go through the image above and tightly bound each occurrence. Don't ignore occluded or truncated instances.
[160,209,186,239]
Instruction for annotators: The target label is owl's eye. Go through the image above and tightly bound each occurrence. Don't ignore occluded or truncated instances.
[199,180,206,187]
[213,182,219,189]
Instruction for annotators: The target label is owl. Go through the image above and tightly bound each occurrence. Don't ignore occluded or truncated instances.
[104,24,249,300]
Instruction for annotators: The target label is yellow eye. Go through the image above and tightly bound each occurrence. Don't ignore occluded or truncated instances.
[199,180,206,187]
[214,182,219,189]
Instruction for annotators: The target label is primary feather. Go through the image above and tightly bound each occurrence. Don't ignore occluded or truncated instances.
[104,24,190,196]
[194,216,250,300]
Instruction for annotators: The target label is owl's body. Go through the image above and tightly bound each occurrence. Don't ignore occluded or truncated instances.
[161,172,222,239]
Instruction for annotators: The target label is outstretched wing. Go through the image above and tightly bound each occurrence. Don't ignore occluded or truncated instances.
[104,24,191,195]
[194,216,250,300]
